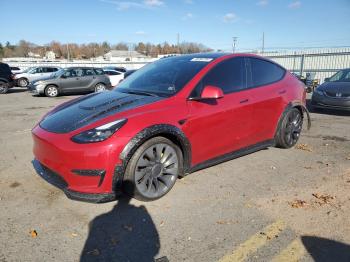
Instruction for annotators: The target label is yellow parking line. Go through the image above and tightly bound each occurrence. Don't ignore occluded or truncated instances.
[271,238,306,262]
[218,220,286,262]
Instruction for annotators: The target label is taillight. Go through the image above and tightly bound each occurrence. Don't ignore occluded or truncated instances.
[10,74,15,80]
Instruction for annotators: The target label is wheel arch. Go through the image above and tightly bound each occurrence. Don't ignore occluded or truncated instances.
[113,124,192,192]
[0,77,9,83]
[274,101,311,140]
[44,83,60,93]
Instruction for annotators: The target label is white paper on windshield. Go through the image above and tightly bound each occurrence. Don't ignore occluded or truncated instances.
[190,58,213,62]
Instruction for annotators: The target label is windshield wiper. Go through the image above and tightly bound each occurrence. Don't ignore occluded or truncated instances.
[121,89,159,97]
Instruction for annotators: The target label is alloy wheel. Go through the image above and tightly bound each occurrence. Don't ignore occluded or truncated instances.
[46,86,58,97]
[134,143,179,199]
[284,110,302,146]
[0,82,8,94]
[18,79,28,87]
[95,84,106,92]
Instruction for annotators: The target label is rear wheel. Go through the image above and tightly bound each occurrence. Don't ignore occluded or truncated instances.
[275,108,303,148]
[95,83,106,92]
[123,137,183,201]
[45,85,59,97]
[18,78,28,87]
[0,81,9,94]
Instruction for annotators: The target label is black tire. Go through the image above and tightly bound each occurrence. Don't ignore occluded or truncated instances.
[95,83,106,92]
[123,136,183,201]
[0,81,9,94]
[18,78,29,87]
[45,85,59,97]
[275,108,303,149]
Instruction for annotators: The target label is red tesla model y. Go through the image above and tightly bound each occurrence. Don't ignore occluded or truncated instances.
[32,53,307,202]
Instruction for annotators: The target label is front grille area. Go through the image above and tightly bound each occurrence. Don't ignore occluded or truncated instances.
[325,91,350,98]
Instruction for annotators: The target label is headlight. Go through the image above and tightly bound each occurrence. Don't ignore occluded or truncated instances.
[71,119,127,143]
[314,89,324,96]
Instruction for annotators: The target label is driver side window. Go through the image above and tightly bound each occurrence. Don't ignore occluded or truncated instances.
[190,57,246,97]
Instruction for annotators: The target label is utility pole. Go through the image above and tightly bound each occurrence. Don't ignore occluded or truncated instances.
[177,33,180,54]
[262,32,265,54]
[66,43,70,61]
[232,37,238,53]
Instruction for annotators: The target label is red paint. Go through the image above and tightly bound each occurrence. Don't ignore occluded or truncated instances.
[200,85,224,99]
[32,54,306,196]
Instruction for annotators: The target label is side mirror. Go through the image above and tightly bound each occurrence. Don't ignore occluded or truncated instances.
[200,85,224,99]
[61,75,67,79]
[324,77,330,82]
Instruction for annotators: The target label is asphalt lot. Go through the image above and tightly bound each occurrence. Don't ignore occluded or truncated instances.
[0,87,350,262]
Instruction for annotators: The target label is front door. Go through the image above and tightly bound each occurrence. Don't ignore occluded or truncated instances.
[59,69,81,92]
[184,57,254,166]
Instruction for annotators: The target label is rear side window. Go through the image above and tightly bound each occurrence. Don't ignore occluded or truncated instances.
[105,71,121,76]
[248,58,285,87]
[83,68,96,76]
[200,57,246,95]
[94,68,105,75]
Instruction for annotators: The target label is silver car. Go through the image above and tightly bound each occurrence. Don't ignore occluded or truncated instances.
[15,66,61,87]
[28,67,112,97]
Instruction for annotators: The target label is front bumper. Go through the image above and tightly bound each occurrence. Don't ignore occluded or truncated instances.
[33,160,117,203]
[32,125,131,202]
[27,83,44,94]
[311,93,350,111]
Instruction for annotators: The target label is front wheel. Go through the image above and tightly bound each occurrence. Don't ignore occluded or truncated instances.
[95,83,106,92]
[0,81,9,94]
[45,85,59,97]
[275,108,303,148]
[123,137,183,201]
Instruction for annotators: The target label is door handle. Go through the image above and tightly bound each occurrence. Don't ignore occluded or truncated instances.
[76,78,80,80]
[278,90,286,94]
[240,99,249,104]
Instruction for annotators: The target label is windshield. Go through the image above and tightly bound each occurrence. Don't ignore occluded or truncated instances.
[328,69,350,82]
[116,56,212,96]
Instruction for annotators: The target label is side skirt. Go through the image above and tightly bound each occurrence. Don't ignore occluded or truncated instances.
[188,139,275,174]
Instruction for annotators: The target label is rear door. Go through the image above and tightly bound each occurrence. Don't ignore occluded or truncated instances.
[80,68,96,90]
[246,57,287,144]
[185,57,254,165]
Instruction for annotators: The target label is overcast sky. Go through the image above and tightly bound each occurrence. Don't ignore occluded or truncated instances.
[1,0,350,51]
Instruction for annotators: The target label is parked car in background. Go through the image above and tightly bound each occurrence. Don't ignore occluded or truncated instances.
[123,69,137,79]
[15,66,61,87]
[10,66,23,74]
[103,66,127,73]
[103,69,124,87]
[32,53,307,202]
[0,62,15,94]
[311,68,350,111]
[28,67,112,97]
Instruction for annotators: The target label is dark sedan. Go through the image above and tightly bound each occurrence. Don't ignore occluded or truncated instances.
[311,68,350,111]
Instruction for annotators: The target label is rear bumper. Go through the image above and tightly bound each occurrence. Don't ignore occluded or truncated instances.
[311,93,350,110]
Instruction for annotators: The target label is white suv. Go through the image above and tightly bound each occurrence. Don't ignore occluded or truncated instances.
[15,66,60,87]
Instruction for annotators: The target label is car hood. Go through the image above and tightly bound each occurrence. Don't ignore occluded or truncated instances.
[39,91,164,133]
[318,81,350,93]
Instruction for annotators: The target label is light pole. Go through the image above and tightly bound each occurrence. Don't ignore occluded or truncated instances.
[232,37,238,53]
